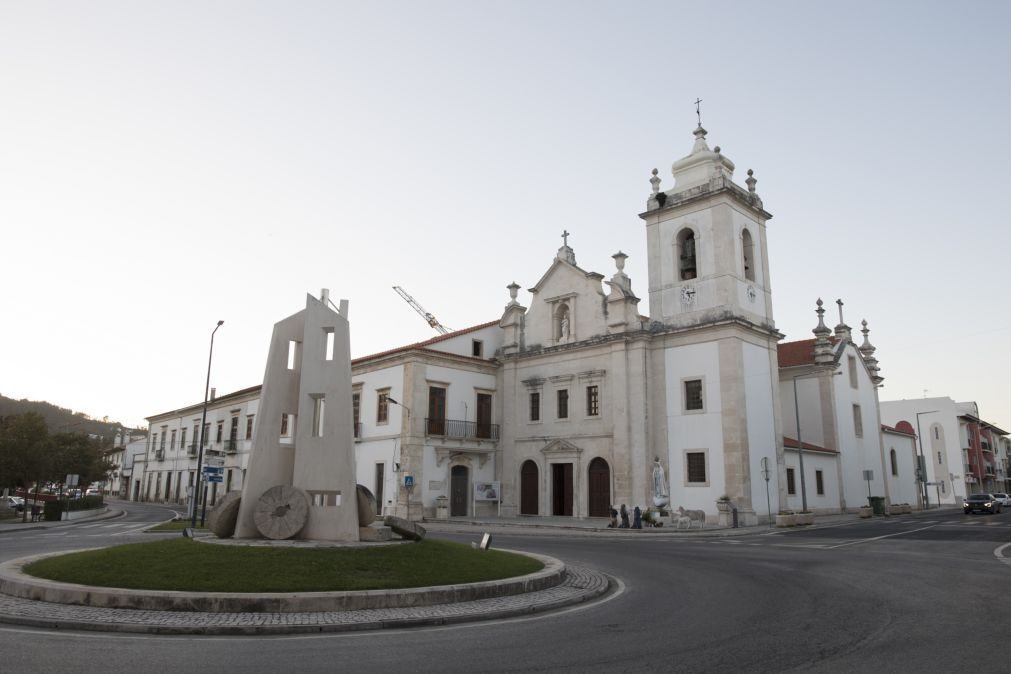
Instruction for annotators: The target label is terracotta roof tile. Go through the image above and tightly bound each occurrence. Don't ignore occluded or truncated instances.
[782,436,836,453]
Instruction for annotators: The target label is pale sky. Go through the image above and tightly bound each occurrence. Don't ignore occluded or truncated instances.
[2,1,1009,431]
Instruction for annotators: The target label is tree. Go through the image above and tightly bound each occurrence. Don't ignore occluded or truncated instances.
[0,413,51,522]
[50,432,114,488]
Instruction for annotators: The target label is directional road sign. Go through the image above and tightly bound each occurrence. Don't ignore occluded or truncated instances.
[207,475,224,483]
[205,457,225,467]
[203,466,224,475]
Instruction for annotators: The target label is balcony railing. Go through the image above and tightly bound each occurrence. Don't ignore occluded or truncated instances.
[187,444,198,457]
[154,450,165,461]
[226,439,238,454]
[425,417,499,441]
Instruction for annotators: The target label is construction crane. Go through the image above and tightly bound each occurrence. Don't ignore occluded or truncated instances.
[393,286,452,335]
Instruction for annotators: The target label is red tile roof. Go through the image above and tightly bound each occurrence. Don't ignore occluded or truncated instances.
[782,436,836,453]
[777,338,817,367]
[882,422,916,437]
[351,320,499,365]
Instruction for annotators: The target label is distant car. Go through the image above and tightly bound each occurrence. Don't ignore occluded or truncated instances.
[964,493,1002,514]
[85,488,102,497]
[993,493,1011,507]
[4,496,25,512]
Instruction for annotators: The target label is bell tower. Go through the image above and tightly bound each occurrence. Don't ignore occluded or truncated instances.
[640,122,785,525]
[641,125,774,330]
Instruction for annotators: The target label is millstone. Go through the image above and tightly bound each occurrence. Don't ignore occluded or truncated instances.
[356,484,377,527]
[207,490,242,538]
[253,485,310,540]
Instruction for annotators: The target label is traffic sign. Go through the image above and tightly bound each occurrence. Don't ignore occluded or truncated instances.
[207,475,224,483]
[203,466,224,475]
[205,457,225,467]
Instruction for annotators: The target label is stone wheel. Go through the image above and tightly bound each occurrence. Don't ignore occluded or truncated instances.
[253,485,310,540]
[207,490,242,539]
[356,484,377,527]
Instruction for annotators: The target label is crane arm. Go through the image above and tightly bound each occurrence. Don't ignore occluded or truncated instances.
[393,286,452,335]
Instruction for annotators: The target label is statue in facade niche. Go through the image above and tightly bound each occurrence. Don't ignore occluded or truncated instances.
[560,315,569,340]
[652,457,670,508]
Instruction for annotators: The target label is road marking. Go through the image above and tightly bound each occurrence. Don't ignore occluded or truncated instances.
[993,543,1011,568]
[111,524,153,536]
[79,523,106,529]
[825,524,938,549]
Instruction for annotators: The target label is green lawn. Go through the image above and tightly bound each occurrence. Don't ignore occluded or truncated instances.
[23,538,543,592]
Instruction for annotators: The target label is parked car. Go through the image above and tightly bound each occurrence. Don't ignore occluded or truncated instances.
[85,487,102,497]
[993,493,1011,507]
[4,496,25,512]
[964,493,1002,514]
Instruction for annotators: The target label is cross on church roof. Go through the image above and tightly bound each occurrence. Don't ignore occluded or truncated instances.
[561,229,570,247]
[694,97,703,127]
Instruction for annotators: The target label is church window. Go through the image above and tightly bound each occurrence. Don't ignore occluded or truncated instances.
[352,393,361,437]
[529,392,540,422]
[586,385,599,416]
[686,451,707,484]
[246,415,254,439]
[742,229,755,282]
[786,468,796,495]
[677,229,697,280]
[890,449,898,476]
[852,404,863,437]
[472,340,483,357]
[934,427,939,440]
[848,356,858,388]
[684,379,704,412]
[816,470,824,495]
[376,389,390,425]
[557,389,569,419]
[937,451,942,465]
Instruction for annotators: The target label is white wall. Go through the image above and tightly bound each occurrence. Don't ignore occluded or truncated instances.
[743,342,779,517]
[783,450,839,513]
[883,430,919,506]
[665,341,724,511]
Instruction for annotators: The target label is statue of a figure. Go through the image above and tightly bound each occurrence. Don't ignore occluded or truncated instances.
[652,457,669,507]
[560,316,569,339]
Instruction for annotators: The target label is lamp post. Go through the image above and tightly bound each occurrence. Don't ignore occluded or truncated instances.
[914,410,938,510]
[191,320,224,529]
[387,396,411,519]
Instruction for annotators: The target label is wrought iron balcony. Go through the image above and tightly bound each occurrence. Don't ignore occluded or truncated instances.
[226,439,238,454]
[187,444,198,457]
[425,417,499,441]
[154,450,165,462]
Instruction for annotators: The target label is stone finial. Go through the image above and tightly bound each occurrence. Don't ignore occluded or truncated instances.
[691,125,710,154]
[613,251,627,272]
[609,251,631,293]
[650,168,661,195]
[746,169,757,193]
[813,298,834,365]
[859,319,883,386]
[507,282,520,306]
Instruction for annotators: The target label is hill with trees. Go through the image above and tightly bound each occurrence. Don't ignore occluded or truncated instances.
[0,394,138,446]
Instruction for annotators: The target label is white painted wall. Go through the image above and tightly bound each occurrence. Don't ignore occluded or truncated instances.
[743,342,779,518]
[425,325,503,359]
[783,450,839,513]
[882,430,919,506]
[665,341,724,511]
[352,364,406,438]
[880,397,962,504]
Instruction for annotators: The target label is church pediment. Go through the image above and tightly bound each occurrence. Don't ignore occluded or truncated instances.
[540,439,583,458]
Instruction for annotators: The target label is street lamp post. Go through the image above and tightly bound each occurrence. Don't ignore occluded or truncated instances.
[915,410,939,510]
[191,320,224,529]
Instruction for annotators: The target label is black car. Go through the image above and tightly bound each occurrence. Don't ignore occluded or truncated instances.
[964,493,1002,514]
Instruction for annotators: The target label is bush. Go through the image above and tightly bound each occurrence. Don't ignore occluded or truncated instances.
[43,501,64,521]
[67,495,104,512]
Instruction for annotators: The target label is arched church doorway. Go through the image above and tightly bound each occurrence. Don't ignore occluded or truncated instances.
[520,460,539,515]
[588,458,610,517]
[450,465,469,516]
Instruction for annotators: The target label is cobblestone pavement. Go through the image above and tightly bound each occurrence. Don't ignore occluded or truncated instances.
[0,566,610,635]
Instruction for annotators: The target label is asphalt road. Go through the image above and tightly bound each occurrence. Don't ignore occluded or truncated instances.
[2,504,1010,672]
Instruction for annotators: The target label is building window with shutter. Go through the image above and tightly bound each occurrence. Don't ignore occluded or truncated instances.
[787,468,796,495]
[685,451,708,485]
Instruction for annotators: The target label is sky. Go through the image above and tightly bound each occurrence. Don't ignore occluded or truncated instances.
[2,1,1009,431]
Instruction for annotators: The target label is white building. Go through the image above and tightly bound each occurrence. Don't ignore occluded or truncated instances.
[137,124,918,524]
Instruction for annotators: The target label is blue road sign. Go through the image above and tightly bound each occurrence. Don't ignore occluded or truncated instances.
[404,475,414,488]
[207,475,224,483]
[203,466,224,475]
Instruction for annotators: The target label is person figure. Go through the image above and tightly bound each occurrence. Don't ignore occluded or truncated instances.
[632,505,643,529]
[608,505,618,528]
[619,504,630,528]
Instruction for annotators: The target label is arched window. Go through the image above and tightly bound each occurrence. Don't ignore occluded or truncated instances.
[890,448,898,476]
[677,229,697,280]
[742,229,755,282]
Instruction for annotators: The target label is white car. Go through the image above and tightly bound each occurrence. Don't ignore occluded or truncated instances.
[4,496,25,512]
[993,493,1011,507]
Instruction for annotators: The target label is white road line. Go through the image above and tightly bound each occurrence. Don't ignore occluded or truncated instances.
[825,524,938,549]
[79,523,107,529]
[993,543,1011,568]
[111,524,152,536]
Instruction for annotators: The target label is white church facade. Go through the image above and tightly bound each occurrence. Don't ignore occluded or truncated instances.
[134,125,931,526]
